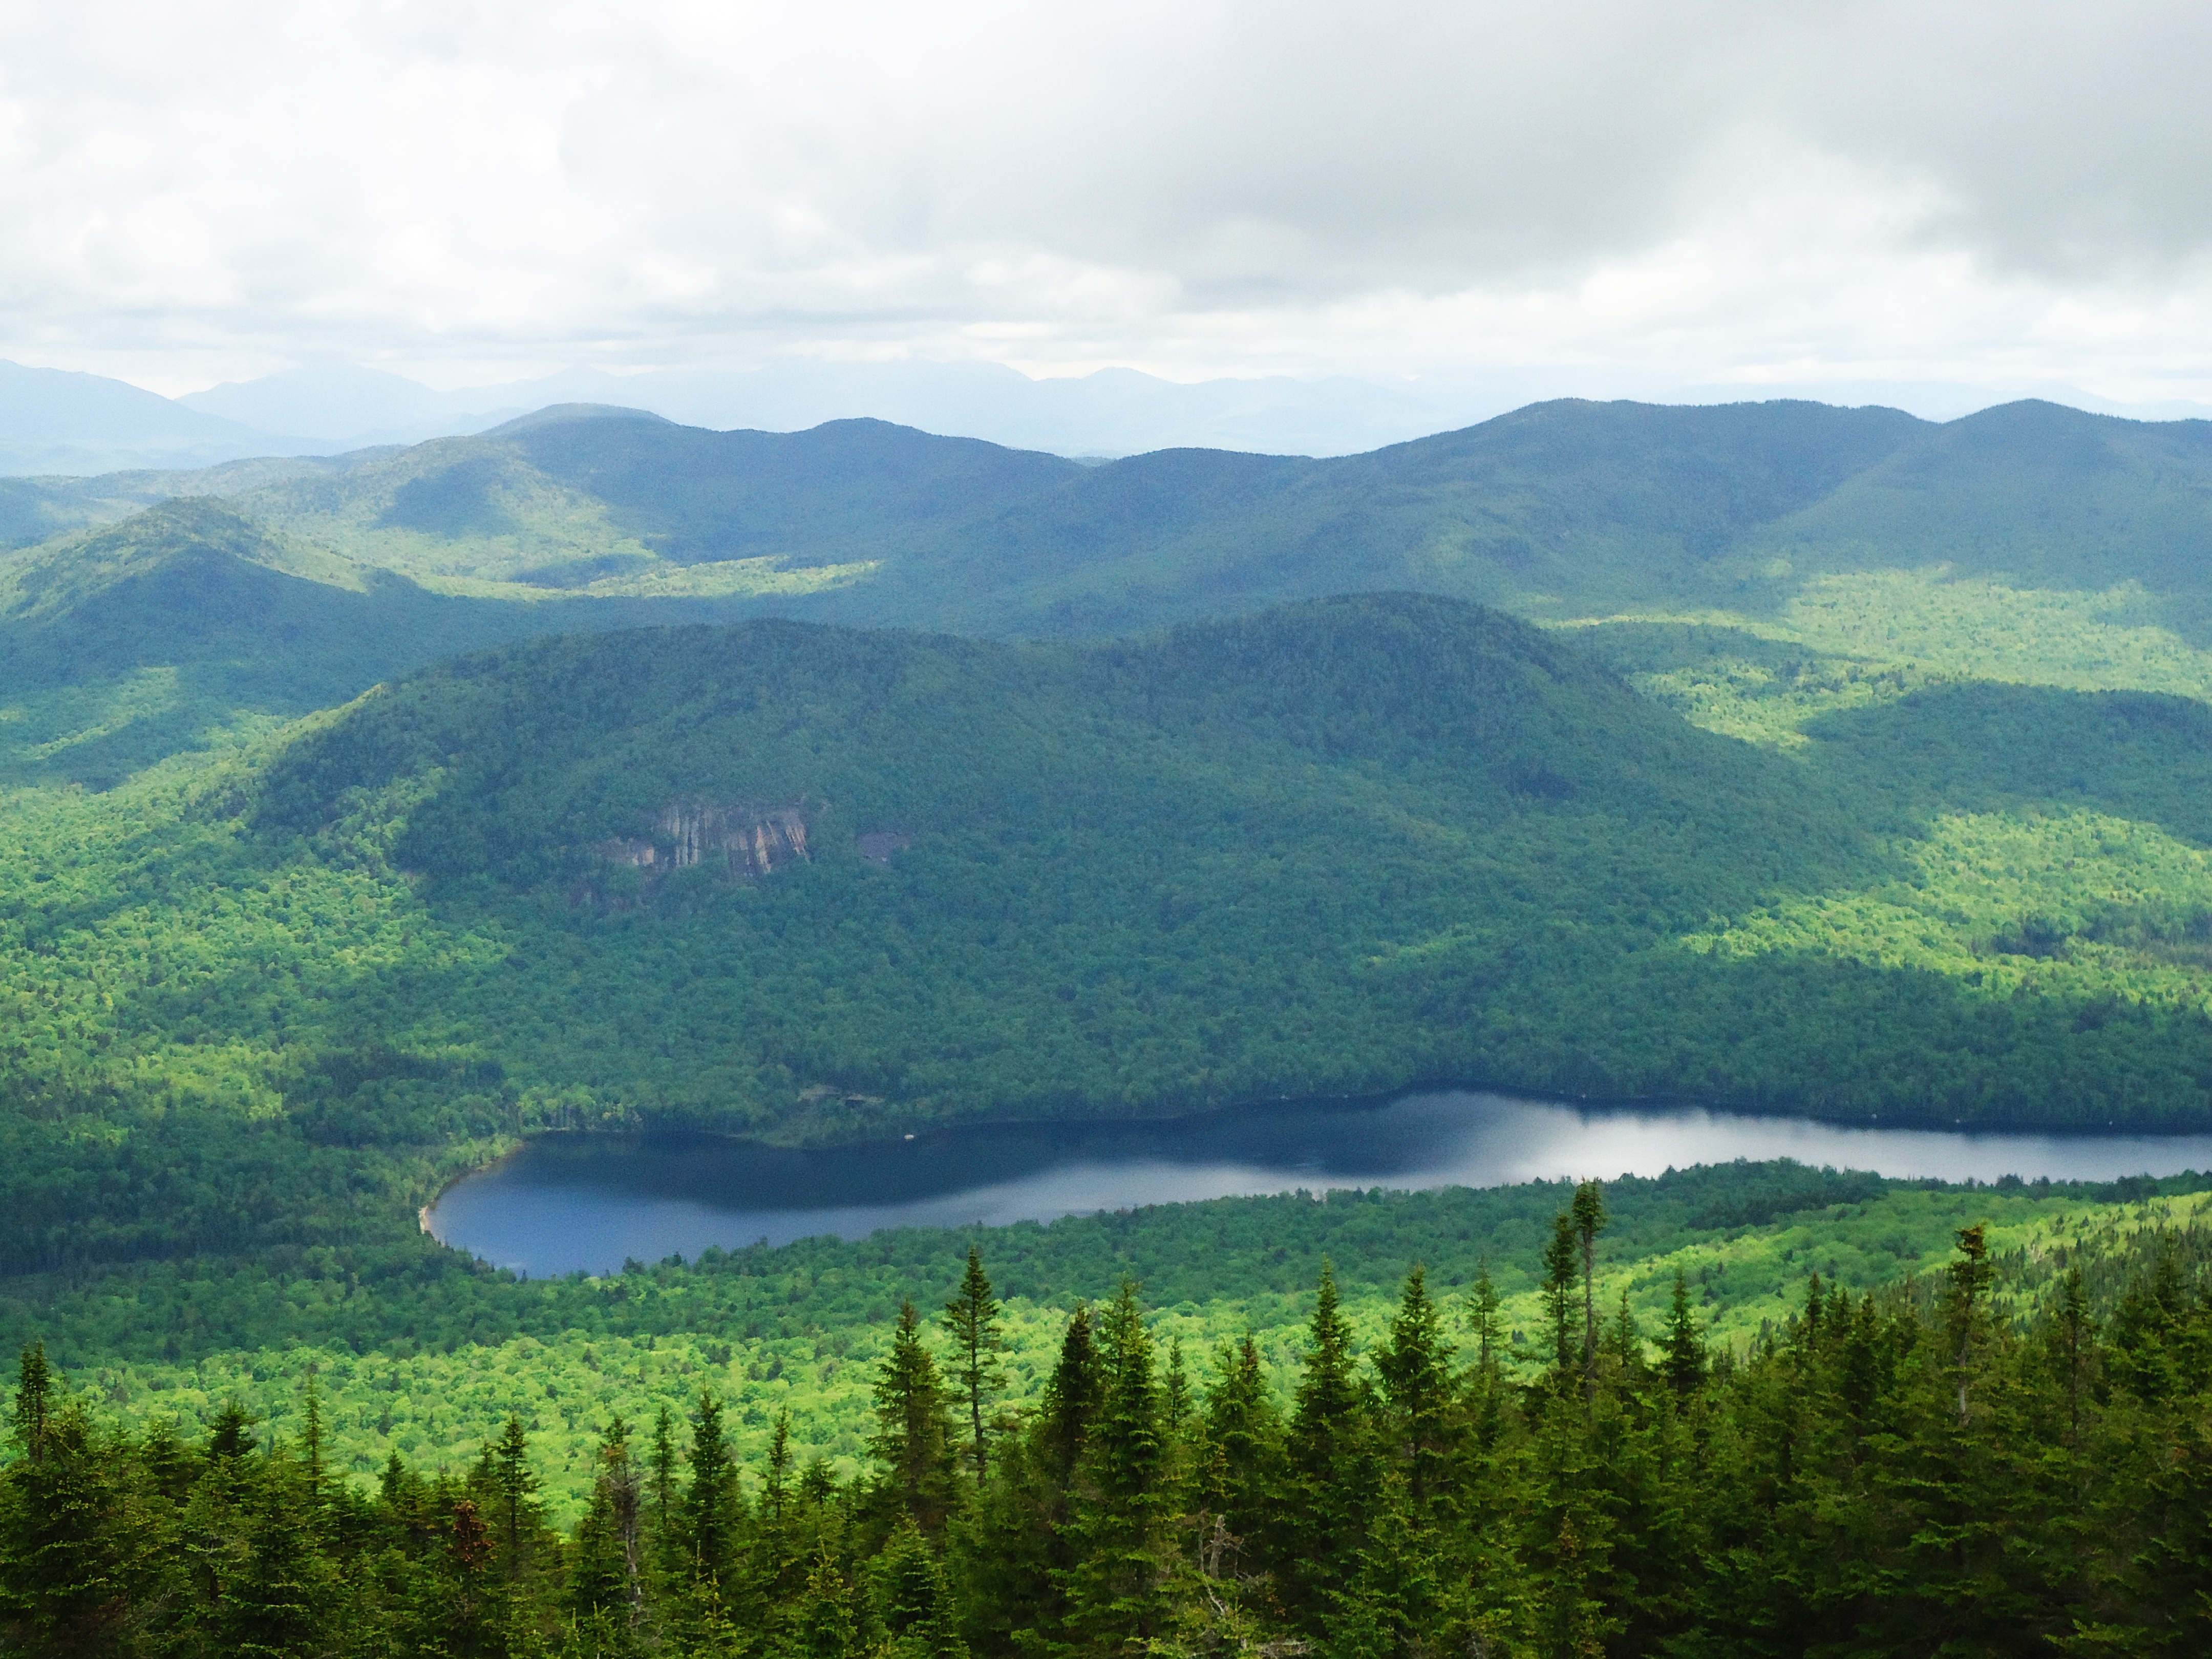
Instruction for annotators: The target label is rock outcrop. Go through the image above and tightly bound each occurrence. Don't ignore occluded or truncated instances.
[595,800,812,881]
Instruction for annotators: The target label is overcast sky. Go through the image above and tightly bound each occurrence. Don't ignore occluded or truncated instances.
[3,0,2208,401]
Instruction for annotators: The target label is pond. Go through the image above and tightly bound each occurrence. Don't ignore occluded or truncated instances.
[424,1087,2212,1277]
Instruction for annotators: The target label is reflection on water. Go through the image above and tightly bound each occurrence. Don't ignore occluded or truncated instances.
[426,1088,2212,1278]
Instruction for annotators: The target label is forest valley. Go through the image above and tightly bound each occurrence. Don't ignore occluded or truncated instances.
[10,1185,2212,1659]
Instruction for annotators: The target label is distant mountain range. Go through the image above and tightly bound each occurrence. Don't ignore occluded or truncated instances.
[8,392,2212,790]
[6,354,2211,475]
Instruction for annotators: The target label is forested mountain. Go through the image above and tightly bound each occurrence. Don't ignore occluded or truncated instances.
[51,394,2200,637]
[12,395,2212,792]
[0,500,694,787]
[13,595,2212,1296]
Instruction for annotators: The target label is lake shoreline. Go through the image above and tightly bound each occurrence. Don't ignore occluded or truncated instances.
[427,1084,2212,1278]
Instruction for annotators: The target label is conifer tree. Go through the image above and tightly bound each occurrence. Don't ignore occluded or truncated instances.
[870,1301,960,1536]
[217,1462,343,1659]
[1468,1263,1510,1451]
[951,1301,1102,1659]
[1376,1265,1456,1515]
[1064,1281,1178,1656]
[1162,1336,1193,1439]
[683,1391,741,1589]
[443,1497,499,1655]
[1282,1260,1368,1632]
[208,1398,258,1464]
[648,1401,680,1577]
[1326,1464,1444,1659]
[943,1247,1007,1487]
[489,1412,538,1582]
[1037,1301,1100,1489]
[763,1410,794,1526]
[1542,1211,1582,1383]
[1199,1334,1283,1565]
[569,1416,644,1634]
[0,1390,146,1659]
[300,1370,326,1514]
[785,1548,860,1659]
[1606,1289,1646,1386]
[2052,1265,2093,1440]
[874,1516,967,1659]
[1572,1180,1608,1401]
[1661,1268,1705,1398]
[751,1409,809,1614]
[1946,1224,1994,1425]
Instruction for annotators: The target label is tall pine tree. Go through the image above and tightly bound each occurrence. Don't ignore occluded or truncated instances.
[944,1248,1008,1488]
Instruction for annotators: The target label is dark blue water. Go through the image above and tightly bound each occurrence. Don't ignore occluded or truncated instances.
[424,1087,2212,1277]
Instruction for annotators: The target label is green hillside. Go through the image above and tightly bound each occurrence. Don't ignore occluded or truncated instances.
[0,497,851,788]
[14,596,2212,1298]
[204,399,1931,630]
[190,397,2212,646]
[15,396,2212,797]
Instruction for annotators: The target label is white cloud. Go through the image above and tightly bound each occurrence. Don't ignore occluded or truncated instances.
[0,0,2207,400]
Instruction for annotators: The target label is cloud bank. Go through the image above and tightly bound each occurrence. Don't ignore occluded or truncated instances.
[3,0,2207,399]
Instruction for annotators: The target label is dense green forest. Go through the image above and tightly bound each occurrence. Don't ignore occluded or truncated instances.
[13,1179,2212,1657]
[4,1160,2196,1523]
[9,396,2212,1655]
[16,595,2212,1285]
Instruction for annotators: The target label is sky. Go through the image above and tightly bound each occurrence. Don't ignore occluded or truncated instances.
[2,0,2208,404]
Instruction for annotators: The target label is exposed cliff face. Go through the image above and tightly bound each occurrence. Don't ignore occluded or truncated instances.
[595,800,811,882]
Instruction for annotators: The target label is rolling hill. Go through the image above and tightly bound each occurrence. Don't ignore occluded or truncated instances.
[12,394,2212,791]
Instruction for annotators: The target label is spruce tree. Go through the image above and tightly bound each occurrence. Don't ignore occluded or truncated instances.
[875,1515,967,1659]
[489,1412,538,1582]
[1199,1334,1283,1569]
[943,1246,1007,1487]
[1572,1180,1608,1401]
[0,1392,146,1659]
[764,1409,794,1529]
[2053,1266,2093,1440]
[1376,1266,1456,1515]
[785,1548,860,1659]
[217,1460,343,1659]
[1468,1262,1509,1451]
[1162,1336,1193,1438]
[951,1302,1100,1659]
[1542,1210,1582,1384]
[1661,1268,1705,1398]
[1282,1260,1368,1632]
[437,1498,500,1659]
[869,1301,960,1536]
[569,1417,643,1632]
[648,1401,680,1578]
[1606,1288,1646,1387]
[1037,1301,1100,1488]
[683,1391,741,1589]
[1946,1224,1994,1426]
[1064,1281,1177,1656]
[300,1370,326,1515]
